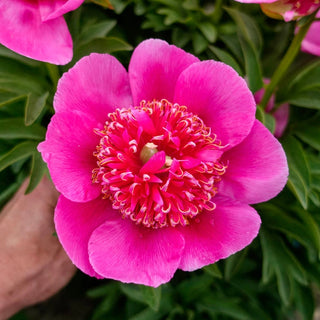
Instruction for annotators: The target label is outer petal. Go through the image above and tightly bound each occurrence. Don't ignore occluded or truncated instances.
[301,18,320,56]
[174,61,256,149]
[54,53,132,121]
[129,39,199,105]
[219,120,288,204]
[88,216,185,287]
[38,111,101,202]
[39,0,84,21]
[234,0,276,2]
[178,197,261,271]
[55,195,109,278]
[0,0,72,64]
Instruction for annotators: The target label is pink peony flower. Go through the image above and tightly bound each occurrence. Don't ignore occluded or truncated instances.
[234,0,320,21]
[38,39,288,287]
[301,11,320,56]
[254,80,289,137]
[0,0,84,64]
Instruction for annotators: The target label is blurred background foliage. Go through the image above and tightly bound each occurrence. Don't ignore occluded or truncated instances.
[1,0,320,319]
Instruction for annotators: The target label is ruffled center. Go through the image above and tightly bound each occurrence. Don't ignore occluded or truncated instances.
[92,99,227,229]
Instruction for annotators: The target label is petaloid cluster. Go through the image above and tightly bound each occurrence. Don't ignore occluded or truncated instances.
[92,99,227,229]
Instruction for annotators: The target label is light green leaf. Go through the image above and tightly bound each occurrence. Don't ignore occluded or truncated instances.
[198,22,217,43]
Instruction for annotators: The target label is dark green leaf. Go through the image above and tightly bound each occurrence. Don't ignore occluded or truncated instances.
[203,263,223,279]
[25,92,49,125]
[0,141,38,172]
[208,45,242,75]
[78,20,117,45]
[0,118,45,140]
[25,151,47,194]
[282,136,311,209]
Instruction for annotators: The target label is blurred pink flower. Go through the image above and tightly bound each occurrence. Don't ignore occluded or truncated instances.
[254,80,289,137]
[38,39,288,287]
[234,0,320,21]
[301,11,320,56]
[0,0,84,64]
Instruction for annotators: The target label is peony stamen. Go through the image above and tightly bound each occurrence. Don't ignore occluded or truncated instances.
[92,99,227,229]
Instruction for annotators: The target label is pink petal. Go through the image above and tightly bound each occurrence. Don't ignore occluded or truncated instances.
[174,61,256,149]
[0,0,72,64]
[178,197,261,271]
[219,120,288,204]
[54,53,132,121]
[55,195,110,278]
[88,217,185,287]
[234,0,276,2]
[38,0,84,21]
[128,39,199,105]
[38,111,101,202]
[301,17,320,56]
[273,103,289,138]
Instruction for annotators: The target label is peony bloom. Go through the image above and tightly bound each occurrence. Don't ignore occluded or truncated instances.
[301,11,320,56]
[0,0,84,64]
[254,80,289,138]
[234,0,320,21]
[38,39,288,287]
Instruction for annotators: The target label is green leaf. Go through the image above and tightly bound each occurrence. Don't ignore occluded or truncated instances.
[73,37,132,63]
[0,118,45,140]
[198,296,250,320]
[238,34,263,93]
[224,7,262,52]
[260,229,307,305]
[0,141,38,172]
[192,32,208,54]
[294,119,320,151]
[258,203,320,261]
[282,136,311,209]
[224,248,248,281]
[293,282,314,320]
[25,151,47,194]
[208,45,242,76]
[203,263,223,279]
[120,284,162,311]
[78,20,117,45]
[25,92,49,125]
[288,89,320,109]
[198,22,217,43]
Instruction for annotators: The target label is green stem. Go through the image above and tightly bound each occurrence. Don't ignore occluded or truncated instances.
[260,11,317,109]
[45,63,60,88]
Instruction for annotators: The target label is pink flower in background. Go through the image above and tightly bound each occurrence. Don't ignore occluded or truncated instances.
[254,80,289,137]
[301,11,320,56]
[38,39,288,287]
[234,0,320,21]
[0,0,84,64]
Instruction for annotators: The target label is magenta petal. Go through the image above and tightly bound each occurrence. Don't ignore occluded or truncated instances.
[88,218,185,287]
[38,0,84,21]
[140,151,166,174]
[55,196,110,278]
[0,0,72,64]
[273,103,289,138]
[38,111,101,202]
[174,61,256,149]
[301,18,320,56]
[178,197,261,271]
[129,39,199,105]
[219,120,288,204]
[54,53,132,121]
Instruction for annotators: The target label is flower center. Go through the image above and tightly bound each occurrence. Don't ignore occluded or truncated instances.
[92,99,227,229]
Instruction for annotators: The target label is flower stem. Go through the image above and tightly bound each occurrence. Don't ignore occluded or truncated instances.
[259,11,317,109]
